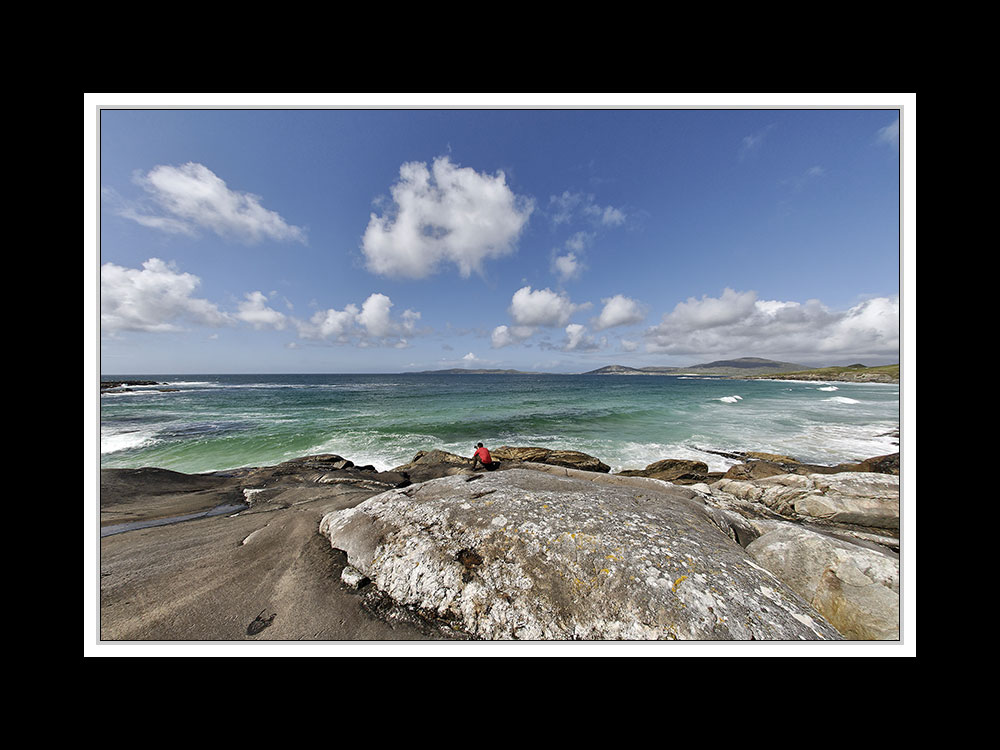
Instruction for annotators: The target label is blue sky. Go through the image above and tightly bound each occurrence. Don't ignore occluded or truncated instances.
[93,96,907,374]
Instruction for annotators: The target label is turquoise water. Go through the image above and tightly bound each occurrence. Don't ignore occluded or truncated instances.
[99,373,900,475]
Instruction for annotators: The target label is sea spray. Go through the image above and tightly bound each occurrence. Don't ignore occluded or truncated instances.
[100,373,899,475]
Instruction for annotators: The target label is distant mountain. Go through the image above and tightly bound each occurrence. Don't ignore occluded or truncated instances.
[583,358,806,377]
[683,357,805,372]
[409,358,808,377]
[583,365,647,375]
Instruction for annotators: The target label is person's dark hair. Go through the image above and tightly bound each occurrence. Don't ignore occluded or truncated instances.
[477,442,483,447]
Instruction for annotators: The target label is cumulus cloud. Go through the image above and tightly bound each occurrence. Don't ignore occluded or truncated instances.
[357,293,396,338]
[101,258,232,333]
[549,231,594,283]
[552,252,583,282]
[593,294,646,330]
[645,288,899,361]
[236,291,288,330]
[100,258,422,350]
[295,293,421,346]
[509,285,588,327]
[115,163,306,244]
[362,156,534,279]
[491,324,536,349]
[562,323,603,352]
[661,287,759,331]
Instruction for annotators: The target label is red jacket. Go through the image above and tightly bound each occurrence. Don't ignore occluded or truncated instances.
[474,446,492,464]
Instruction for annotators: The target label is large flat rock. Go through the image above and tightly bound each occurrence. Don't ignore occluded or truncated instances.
[320,468,842,640]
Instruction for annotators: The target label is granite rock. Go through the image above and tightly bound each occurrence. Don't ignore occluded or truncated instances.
[320,468,842,640]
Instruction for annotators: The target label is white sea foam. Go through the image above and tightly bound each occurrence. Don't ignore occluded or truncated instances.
[604,441,740,474]
[824,396,860,404]
[101,428,158,454]
[817,386,839,392]
[719,395,743,403]
[780,423,899,465]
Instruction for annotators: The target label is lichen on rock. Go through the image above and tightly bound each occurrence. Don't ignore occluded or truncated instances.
[320,469,842,641]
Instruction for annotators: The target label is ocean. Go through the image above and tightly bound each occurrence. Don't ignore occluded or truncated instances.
[98,373,900,476]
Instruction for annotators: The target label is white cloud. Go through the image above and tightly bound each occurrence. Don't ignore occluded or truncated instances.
[739,125,774,160]
[877,118,900,146]
[118,163,306,244]
[549,191,585,225]
[101,258,232,333]
[784,165,827,193]
[661,287,759,331]
[645,288,899,361]
[549,191,627,228]
[562,323,603,352]
[584,204,626,227]
[593,294,645,330]
[491,324,535,349]
[362,156,534,279]
[509,286,588,327]
[100,258,423,350]
[357,293,395,338]
[236,291,288,330]
[552,252,582,282]
[298,304,360,342]
[401,309,421,335]
[295,293,421,346]
[564,231,591,253]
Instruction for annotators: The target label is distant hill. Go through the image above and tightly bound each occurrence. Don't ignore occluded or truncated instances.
[583,358,805,377]
[583,365,648,375]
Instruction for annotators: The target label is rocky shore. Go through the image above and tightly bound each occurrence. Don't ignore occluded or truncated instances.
[98,443,902,643]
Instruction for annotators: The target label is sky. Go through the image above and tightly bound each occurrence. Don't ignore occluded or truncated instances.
[91,95,909,375]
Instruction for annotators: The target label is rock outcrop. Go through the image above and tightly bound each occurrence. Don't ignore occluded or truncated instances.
[320,468,842,641]
[390,449,478,483]
[490,446,611,473]
[617,459,710,484]
[101,443,903,642]
[722,452,899,481]
[693,468,901,640]
[212,453,413,496]
[711,472,899,531]
[745,525,899,640]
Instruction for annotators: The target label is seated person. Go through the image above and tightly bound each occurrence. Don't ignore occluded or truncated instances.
[472,442,496,470]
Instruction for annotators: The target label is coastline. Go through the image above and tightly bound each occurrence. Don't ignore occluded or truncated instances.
[98,441,901,643]
[745,375,900,385]
[100,373,900,479]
